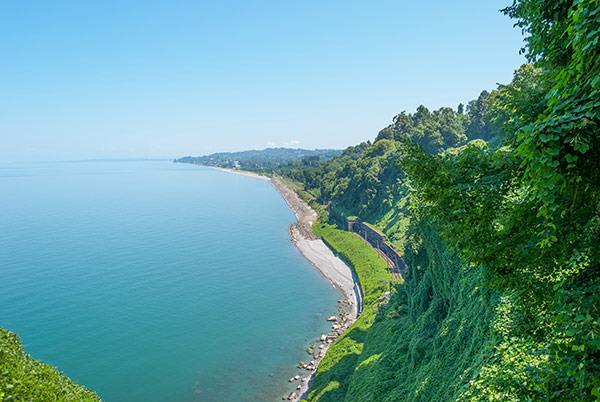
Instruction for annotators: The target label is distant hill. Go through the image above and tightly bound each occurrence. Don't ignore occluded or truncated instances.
[174,148,342,172]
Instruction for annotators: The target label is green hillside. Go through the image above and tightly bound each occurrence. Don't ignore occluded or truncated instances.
[285,1,600,400]
[291,122,507,401]
[0,328,101,401]
[174,148,341,172]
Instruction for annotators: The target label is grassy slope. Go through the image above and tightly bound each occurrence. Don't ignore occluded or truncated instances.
[304,196,500,401]
[0,328,101,401]
[305,215,391,401]
[342,223,498,402]
[312,219,391,306]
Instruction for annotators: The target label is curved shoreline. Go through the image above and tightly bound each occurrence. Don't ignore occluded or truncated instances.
[268,178,360,311]
[206,166,361,309]
[202,166,361,401]
[205,165,272,181]
[269,176,360,401]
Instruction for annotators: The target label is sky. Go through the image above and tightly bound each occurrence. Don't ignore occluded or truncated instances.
[0,0,526,162]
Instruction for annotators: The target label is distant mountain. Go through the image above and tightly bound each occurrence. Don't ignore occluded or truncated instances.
[174,148,342,172]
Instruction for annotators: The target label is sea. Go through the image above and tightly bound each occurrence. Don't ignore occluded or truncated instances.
[0,160,342,402]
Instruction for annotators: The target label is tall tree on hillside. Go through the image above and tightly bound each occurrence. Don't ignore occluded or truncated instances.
[466,90,491,140]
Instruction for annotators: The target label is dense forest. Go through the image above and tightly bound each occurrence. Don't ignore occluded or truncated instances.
[313,1,599,399]
[185,1,598,400]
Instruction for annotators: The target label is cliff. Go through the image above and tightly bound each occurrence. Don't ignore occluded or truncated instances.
[298,148,502,401]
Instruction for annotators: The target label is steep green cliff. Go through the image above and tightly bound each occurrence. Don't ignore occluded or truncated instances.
[305,217,500,401]
[297,2,600,397]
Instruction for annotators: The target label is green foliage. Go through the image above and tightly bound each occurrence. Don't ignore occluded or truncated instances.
[466,90,506,142]
[307,309,375,402]
[503,0,600,248]
[487,64,551,139]
[306,215,391,401]
[0,328,101,401]
[386,105,468,154]
[398,138,523,279]
[308,219,500,402]
[284,139,412,253]
[397,1,600,399]
[266,93,508,255]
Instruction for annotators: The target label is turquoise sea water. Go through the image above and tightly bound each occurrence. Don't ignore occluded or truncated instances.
[0,161,341,402]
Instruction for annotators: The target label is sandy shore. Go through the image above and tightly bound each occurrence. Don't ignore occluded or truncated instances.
[207,166,271,181]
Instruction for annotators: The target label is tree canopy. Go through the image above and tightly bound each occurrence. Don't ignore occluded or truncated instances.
[399,1,600,399]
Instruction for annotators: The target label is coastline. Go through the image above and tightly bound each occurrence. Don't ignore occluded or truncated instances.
[206,166,271,181]
[270,177,359,401]
[204,165,360,401]
[269,178,359,316]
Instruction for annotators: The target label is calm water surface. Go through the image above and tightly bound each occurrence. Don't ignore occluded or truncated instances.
[0,161,341,402]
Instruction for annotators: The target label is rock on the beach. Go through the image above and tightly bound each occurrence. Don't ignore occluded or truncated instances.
[320,334,327,341]
[297,385,302,390]
[319,344,324,349]
[326,316,338,321]
[289,378,295,383]
[294,375,300,380]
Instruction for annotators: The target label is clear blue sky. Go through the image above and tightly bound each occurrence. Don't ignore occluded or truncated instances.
[0,0,526,161]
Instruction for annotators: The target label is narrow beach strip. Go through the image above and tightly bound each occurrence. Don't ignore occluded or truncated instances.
[206,166,271,181]
[269,177,361,401]
[269,178,359,317]
[204,166,361,401]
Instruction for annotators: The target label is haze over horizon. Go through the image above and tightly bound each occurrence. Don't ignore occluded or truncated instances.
[1,1,526,162]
